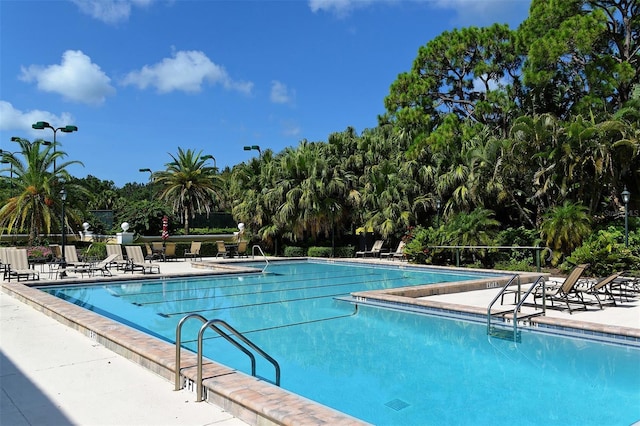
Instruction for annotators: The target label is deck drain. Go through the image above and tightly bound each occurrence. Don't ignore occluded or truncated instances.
[385,398,410,411]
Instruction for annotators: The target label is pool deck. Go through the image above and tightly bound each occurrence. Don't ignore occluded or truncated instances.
[2,257,639,425]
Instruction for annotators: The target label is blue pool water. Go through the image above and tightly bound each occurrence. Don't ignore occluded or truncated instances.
[41,261,640,425]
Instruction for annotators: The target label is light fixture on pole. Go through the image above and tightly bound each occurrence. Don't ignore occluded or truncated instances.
[139,168,153,179]
[436,199,442,228]
[59,188,68,278]
[32,121,78,172]
[202,154,217,169]
[622,186,630,247]
[243,145,261,155]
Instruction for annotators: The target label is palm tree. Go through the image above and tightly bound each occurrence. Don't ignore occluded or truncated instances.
[154,148,221,235]
[541,201,592,266]
[0,138,84,244]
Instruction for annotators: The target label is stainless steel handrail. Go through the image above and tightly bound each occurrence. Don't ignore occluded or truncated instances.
[513,276,546,338]
[251,245,269,270]
[174,313,208,391]
[197,319,280,401]
[175,314,281,402]
[487,275,546,342]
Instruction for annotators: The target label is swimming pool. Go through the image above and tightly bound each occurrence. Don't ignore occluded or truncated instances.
[40,260,640,425]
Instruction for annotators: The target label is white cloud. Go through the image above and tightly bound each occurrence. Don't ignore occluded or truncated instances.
[270,81,296,105]
[19,50,116,106]
[71,0,154,25]
[309,0,381,17]
[122,50,253,95]
[281,120,301,137]
[431,0,530,26]
[0,101,75,136]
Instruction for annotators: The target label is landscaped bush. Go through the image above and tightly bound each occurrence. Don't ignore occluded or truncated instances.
[284,246,305,257]
[564,227,639,276]
[335,246,355,258]
[308,247,332,257]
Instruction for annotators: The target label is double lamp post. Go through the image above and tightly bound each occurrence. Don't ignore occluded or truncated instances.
[31,121,78,275]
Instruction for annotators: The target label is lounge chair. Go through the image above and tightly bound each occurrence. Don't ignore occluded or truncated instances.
[381,241,406,261]
[216,241,228,258]
[184,241,202,261]
[64,245,89,267]
[356,240,384,257]
[163,242,177,261]
[534,264,589,314]
[575,273,621,309]
[0,247,14,279]
[125,246,161,274]
[106,244,128,270]
[5,248,39,282]
[68,254,119,278]
[236,241,249,258]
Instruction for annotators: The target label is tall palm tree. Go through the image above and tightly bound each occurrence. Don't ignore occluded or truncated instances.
[154,148,221,235]
[0,138,84,244]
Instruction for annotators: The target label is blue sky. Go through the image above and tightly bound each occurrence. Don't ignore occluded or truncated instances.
[1,0,531,187]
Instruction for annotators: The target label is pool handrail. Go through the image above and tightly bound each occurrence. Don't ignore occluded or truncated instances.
[174,313,208,391]
[175,314,281,401]
[251,244,269,270]
[487,275,546,342]
[197,319,281,401]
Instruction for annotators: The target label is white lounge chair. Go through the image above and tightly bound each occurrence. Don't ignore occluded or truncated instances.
[5,248,39,282]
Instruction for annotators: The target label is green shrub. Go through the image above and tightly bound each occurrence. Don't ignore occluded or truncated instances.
[335,246,355,258]
[308,246,332,257]
[564,227,639,276]
[493,260,538,272]
[284,246,305,257]
[83,242,106,259]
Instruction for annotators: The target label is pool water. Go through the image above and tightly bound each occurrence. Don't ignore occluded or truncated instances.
[41,261,640,425]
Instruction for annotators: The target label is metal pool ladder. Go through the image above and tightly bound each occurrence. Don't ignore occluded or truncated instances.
[487,275,546,342]
[175,313,281,402]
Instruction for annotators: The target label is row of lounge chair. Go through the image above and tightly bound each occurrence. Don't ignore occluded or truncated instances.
[531,263,638,314]
[356,240,406,260]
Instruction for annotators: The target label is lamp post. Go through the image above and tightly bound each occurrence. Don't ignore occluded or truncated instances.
[202,154,217,169]
[59,188,68,278]
[330,205,336,258]
[243,145,261,155]
[436,199,442,228]
[622,186,630,247]
[139,168,153,179]
[32,121,78,172]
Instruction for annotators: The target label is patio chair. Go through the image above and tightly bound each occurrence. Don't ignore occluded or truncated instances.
[575,273,621,309]
[144,243,155,261]
[381,241,406,261]
[534,264,589,314]
[0,247,14,279]
[106,244,128,270]
[236,240,249,258]
[125,246,161,274]
[356,240,384,257]
[64,245,89,267]
[5,248,39,282]
[216,241,228,258]
[89,254,119,277]
[163,243,177,261]
[184,241,202,261]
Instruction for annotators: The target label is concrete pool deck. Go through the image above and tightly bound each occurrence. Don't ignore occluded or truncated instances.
[1,257,639,425]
